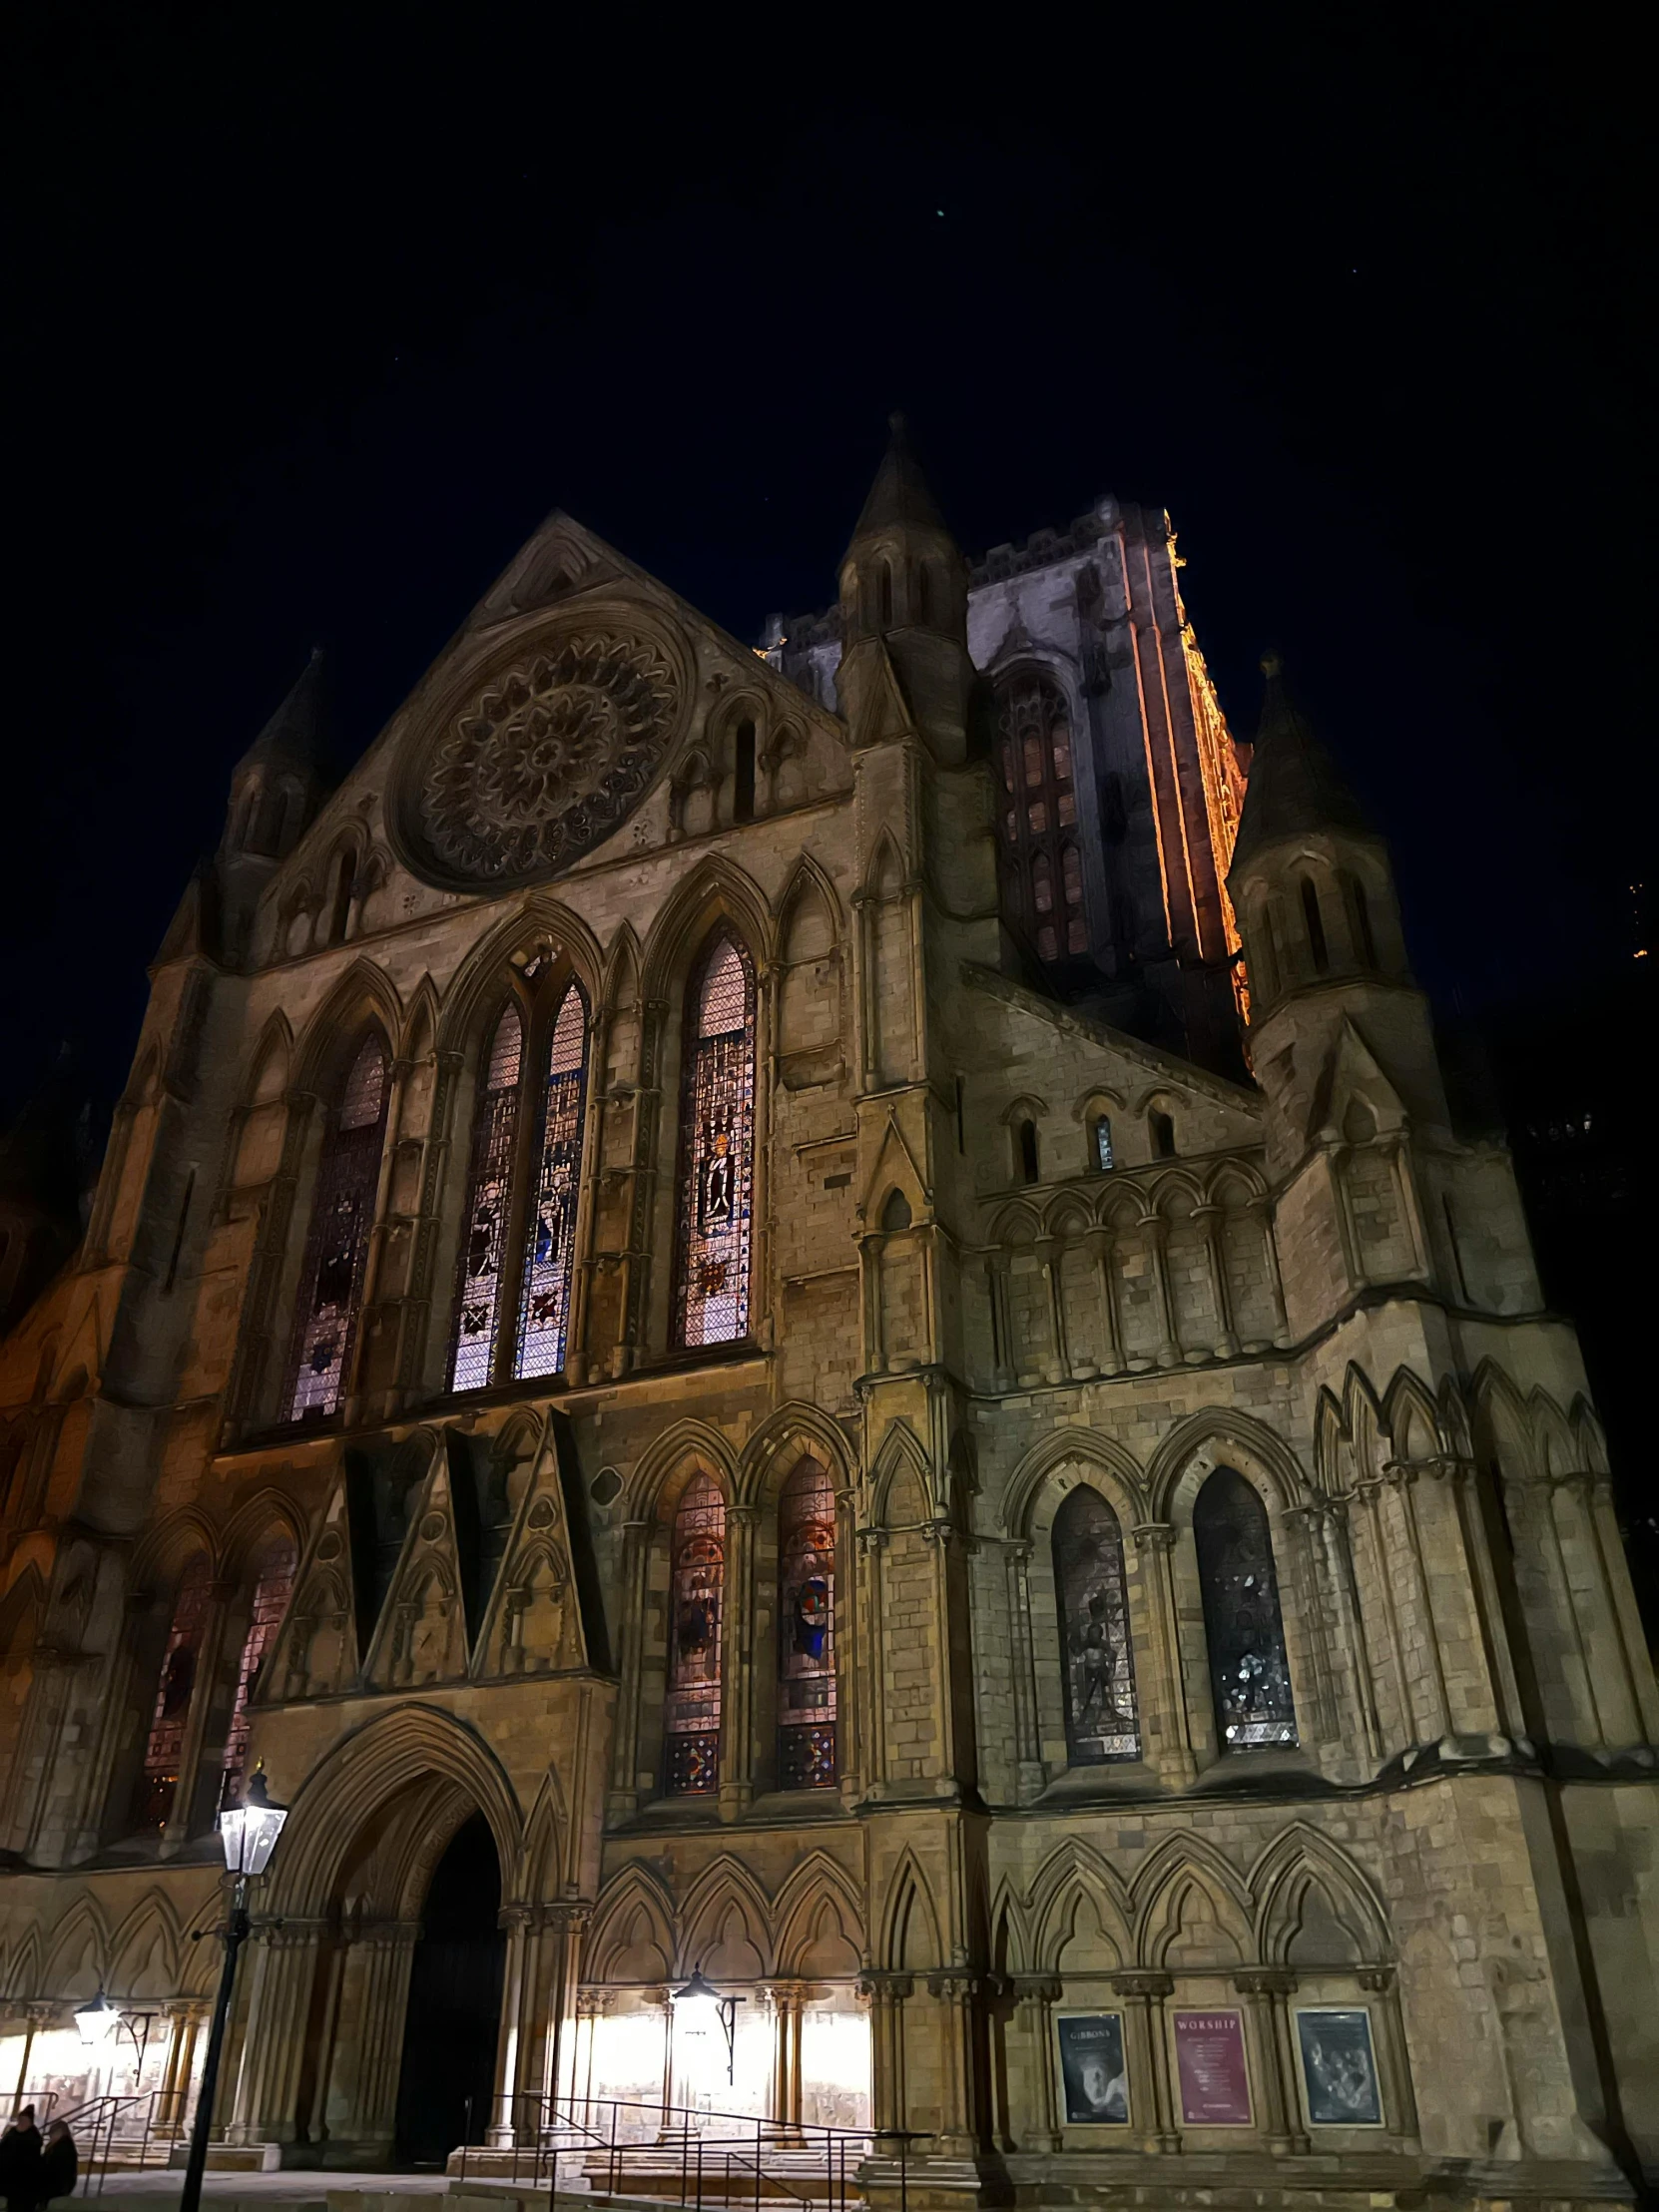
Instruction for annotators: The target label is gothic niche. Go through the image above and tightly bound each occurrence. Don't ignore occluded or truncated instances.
[396,619,688,889]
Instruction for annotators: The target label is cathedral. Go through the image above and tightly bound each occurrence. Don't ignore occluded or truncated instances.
[1,421,1655,2212]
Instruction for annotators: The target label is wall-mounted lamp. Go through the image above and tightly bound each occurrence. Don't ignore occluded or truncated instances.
[74,1988,157,2074]
[670,1966,743,2084]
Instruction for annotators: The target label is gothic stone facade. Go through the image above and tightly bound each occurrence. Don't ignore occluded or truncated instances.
[1,438,1655,2212]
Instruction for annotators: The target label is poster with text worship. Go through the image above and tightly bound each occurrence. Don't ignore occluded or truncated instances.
[1172,2009,1252,2126]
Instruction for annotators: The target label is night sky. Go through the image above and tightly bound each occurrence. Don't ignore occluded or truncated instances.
[3,7,1648,1120]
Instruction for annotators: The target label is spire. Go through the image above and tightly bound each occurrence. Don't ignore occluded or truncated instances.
[235,647,328,778]
[847,413,954,551]
[1230,651,1373,872]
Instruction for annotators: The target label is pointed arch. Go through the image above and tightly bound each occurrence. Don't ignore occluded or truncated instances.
[131,1506,222,1589]
[43,1892,113,1997]
[869,1418,934,1526]
[283,1027,391,1420]
[435,898,607,1056]
[672,925,758,1349]
[778,850,844,955]
[1002,1426,1147,1538]
[290,957,403,1097]
[266,1700,525,1918]
[1250,1823,1391,1966]
[109,1888,186,2000]
[1382,1366,1444,1466]
[1133,1838,1254,1970]
[737,1401,856,1507]
[679,1853,776,1978]
[1147,1407,1310,1519]
[1471,1358,1537,1482]
[774,1852,866,1976]
[222,1485,304,1581]
[640,852,776,1001]
[243,1012,294,1106]
[586,1862,677,1983]
[518,1765,570,1905]
[622,1419,740,1522]
[1029,1840,1135,1971]
[879,1848,942,1973]
[862,828,906,902]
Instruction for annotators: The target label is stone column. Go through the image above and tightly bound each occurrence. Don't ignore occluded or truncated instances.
[986,1256,1014,1391]
[857,1971,911,2136]
[226,1920,327,2148]
[1131,1523,1196,1786]
[1233,1968,1307,2154]
[1112,1972,1177,2151]
[760,1980,807,2138]
[1359,1965,1420,2151]
[721,1506,761,1820]
[925,1970,984,2156]
[158,1999,210,2135]
[542,1904,591,2116]
[1004,1541,1045,1799]
[1250,1198,1290,1344]
[1037,1237,1068,1382]
[489,1906,538,2145]
[1146,1216,1180,1367]
[1193,1203,1238,1357]
[607,1518,651,1819]
[1007,1974,1061,2151]
[344,1922,421,2161]
[1562,1473,1645,1747]
[1354,1477,1415,1748]
[1087,1227,1124,1376]
[855,1528,889,1786]
[1383,1466,1452,1742]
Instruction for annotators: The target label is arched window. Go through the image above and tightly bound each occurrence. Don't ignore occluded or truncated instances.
[286,1035,389,1420]
[674,934,757,1348]
[1017,1118,1040,1184]
[777,1458,837,1789]
[1150,1108,1176,1159]
[132,1553,213,1830]
[1301,877,1329,972]
[517,982,589,1381]
[734,719,757,824]
[219,1532,297,1809]
[1092,1115,1115,1172]
[1052,1486,1140,1762]
[1344,871,1378,967]
[328,847,357,947]
[451,1007,524,1391]
[877,560,893,628]
[665,1473,726,1795]
[994,668,1081,969]
[1193,1466,1298,1749]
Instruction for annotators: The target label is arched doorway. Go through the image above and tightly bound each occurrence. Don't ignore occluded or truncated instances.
[393,1811,506,2165]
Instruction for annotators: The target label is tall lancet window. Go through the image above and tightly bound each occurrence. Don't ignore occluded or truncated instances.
[777,1458,837,1789]
[674,934,756,1348]
[1053,1485,1140,1763]
[995,669,1083,965]
[133,1552,213,1830]
[219,1532,297,1809]
[451,1008,524,1391]
[665,1472,726,1795]
[517,982,588,1381]
[1193,1466,1298,1749]
[287,1036,388,1420]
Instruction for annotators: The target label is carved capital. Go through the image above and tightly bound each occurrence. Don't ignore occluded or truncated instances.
[925,1969,981,2002]
[1130,1520,1176,1556]
[1357,1964,1396,1993]
[1111,1970,1173,1999]
[1009,1973,1063,2005]
[1233,1967,1298,1997]
[856,1970,913,2002]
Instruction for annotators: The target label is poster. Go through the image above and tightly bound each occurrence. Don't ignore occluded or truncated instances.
[1172,2009,1252,2126]
[1055,2013,1129,2124]
[1295,2008,1382,2127]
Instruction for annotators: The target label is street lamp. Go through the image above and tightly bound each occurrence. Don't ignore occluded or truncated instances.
[670,1967,742,2087]
[178,1766,288,2212]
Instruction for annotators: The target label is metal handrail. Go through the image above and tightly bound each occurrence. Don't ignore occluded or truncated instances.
[51,2087,183,2193]
[456,2090,873,2212]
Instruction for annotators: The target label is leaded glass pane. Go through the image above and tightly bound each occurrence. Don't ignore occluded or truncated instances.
[995,669,1084,971]
[220,1533,296,1808]
[450,1007,524,1391]
[777,1459,836,1789]
[1194,1466,1298,1748]
[133,1553,213,1830]
[286,1037,388,1419]
[516,983,588,1381]
[1053,1486,1140,1762]
[665,1472,725,1794]
[674,936,756,1349]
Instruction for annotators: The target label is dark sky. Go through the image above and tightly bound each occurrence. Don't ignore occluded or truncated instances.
[2,5,1648,1119]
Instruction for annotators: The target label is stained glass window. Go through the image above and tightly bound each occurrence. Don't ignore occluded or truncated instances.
[450,1007,524,1391]
[286,1037,388,1420]
[777,1459,836,1789]
[1093,1116,1115,1172]
[133,1552,213,1830]
[1193,1466,1298,1749]
[994,669,1085,972]
[665,1473,726,1794]
[1053,1486,1140,1762]
[517,983,589,1381]
[674,935,756,1349]
[219,1533,296,1808]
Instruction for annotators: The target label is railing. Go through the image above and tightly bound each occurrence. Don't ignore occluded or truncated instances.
[455,2092,874,2212]
[6,2086,60,2121]
[53,2088,190,2193]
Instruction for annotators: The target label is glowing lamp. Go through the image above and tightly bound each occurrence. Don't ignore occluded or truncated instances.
[75,1989,122,2046]
[218,1765,287,1879]
[671,1966,741,2083]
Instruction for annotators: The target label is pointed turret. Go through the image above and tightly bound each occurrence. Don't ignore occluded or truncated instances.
[835,415,974,763]
[1231,650,1373,872]
[222,649,329,862]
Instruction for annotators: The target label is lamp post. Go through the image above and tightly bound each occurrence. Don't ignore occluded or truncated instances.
[177,1766,287,2212]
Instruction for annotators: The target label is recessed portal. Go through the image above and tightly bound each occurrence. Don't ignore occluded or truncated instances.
[393,1810,505,2166]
